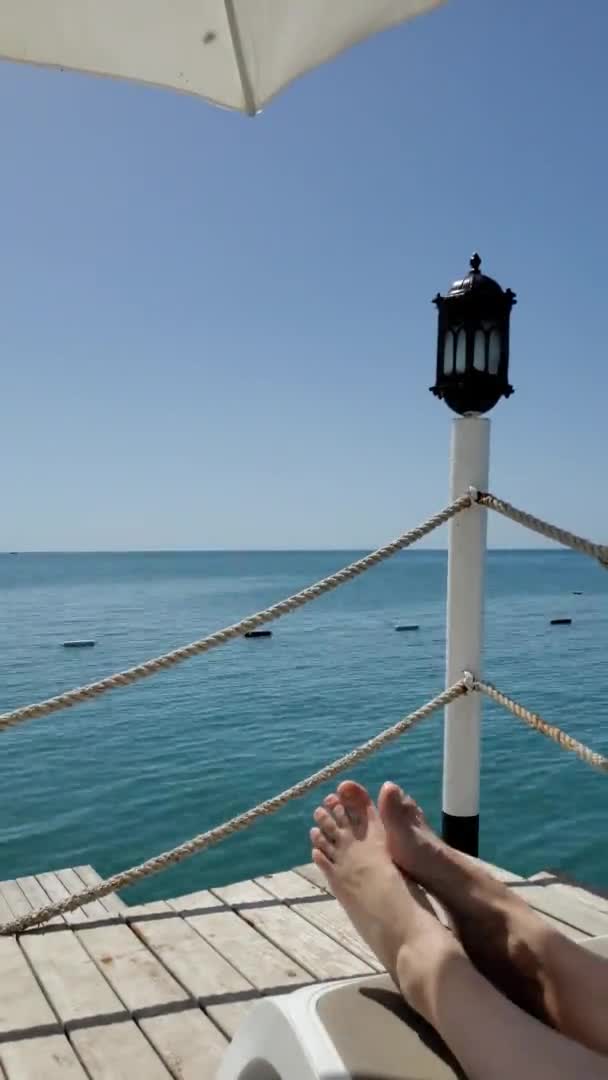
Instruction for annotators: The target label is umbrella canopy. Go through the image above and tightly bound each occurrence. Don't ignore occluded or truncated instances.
[0,0,444,114]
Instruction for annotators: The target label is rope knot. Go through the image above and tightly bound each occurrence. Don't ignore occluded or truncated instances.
[462,670,476,692]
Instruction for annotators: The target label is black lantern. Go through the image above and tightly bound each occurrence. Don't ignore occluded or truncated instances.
[431,253,516,415]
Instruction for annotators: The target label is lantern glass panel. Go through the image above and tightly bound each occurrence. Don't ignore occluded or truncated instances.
[473,329,486,371]
[455,329,466,373]
[443,330,454,375]
[488,328,501,375]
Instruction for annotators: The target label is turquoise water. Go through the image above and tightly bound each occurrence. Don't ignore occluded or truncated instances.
[1,550,607,904]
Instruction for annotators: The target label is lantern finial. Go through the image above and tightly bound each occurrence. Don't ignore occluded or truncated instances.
[470,252,482,272]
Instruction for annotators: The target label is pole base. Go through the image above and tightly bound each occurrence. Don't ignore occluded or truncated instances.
[441,812,479,857]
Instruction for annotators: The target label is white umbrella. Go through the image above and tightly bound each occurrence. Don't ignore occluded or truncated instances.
[0,0,444,114]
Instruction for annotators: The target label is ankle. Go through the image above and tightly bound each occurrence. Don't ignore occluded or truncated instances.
[395,929,464,1023]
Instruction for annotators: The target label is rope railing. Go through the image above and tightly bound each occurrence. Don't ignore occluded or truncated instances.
[2,671,605,935]
[0,495,473,734]
[477,492,608,566]
[473,677,608,774]
[0,679,468,935]
[1,491,606,933]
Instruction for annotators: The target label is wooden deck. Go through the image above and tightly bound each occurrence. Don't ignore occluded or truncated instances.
[1,860,608,1078]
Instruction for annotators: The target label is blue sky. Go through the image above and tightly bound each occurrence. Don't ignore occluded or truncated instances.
[1,0,606,550]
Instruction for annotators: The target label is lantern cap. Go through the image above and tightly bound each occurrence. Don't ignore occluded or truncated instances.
[443,252,513,302]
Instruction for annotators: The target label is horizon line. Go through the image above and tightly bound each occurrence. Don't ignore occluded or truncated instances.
[1,546,567,555]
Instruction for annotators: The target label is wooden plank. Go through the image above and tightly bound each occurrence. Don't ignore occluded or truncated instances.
[76,923,189,1015]
[0,938,59,1039]
[254,870,323,902]
[74,865,128,914]
[167,890,224,915]
[295,863,331,894]
[0,880,32,920]
[36,872,87,925]
[125,901,173,919]
[211,880,274,907]
[536,911,588,942]
[0,1035,88,1079]
[16,877,63,926]
[0,891,14,926]
[242,905,373,980]
[188,910,312,993]
[535,870,608,916]
[141,1007,228,1080]
[71,1020,172,1079]
[132,914,252,1003]
[206,1000,257,1040]
[292,898,384,971]
[56,869,109,921]
[21,929,127,1029]
[511,878,608,937]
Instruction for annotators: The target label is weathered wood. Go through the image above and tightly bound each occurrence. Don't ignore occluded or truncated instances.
[0,880,32,920]
[71,1020,172,1079]
[254,870,323,902]
[535,871,608,916]
[74,865,128,914]
[141,1007,228,1080]
[15,876,63,926]
[21,928,127,1029]
[77,923,188,1015]
[295,863,332,894]
[291,898,384,971]
[188,910,312,992]
[536,911,588,941]
[0,891,14,926]
[511,877,608,936]
[132,914,252,1003]
[206,1000,257,1040]
[167,890,224,915]
[56,868,109,921]
[0,1035,88,1079]
[0,938,59,1039]
[125,900,173,919]
[211,880,274,907]
[242,905,373,980]
[36,871,87,925]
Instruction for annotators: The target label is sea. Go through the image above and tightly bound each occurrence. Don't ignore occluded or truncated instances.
[1,549,607,905]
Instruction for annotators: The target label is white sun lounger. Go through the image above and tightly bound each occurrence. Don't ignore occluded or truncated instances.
[217,937,608,1080]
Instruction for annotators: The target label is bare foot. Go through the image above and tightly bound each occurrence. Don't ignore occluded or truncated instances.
[310,782,464,1020]
[377,781,581,1034]
[377,781,454,891]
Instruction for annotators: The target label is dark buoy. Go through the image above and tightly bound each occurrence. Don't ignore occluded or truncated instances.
[245,630,272,639]
[395,624,419,632]
[550,619,572,626]
[63,640,96,648]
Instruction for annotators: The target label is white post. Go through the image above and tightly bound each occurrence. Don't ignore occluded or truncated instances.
[442,415,490,856]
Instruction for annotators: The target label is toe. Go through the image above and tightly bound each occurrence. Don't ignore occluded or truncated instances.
[313,806,338,840]
[311,847,334,878]
[378,782,416,823]
[323,792,349,828]
[338,780,373,830]
[337,780,373,808]
[323,793,341,813]
[310,826,335,861]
